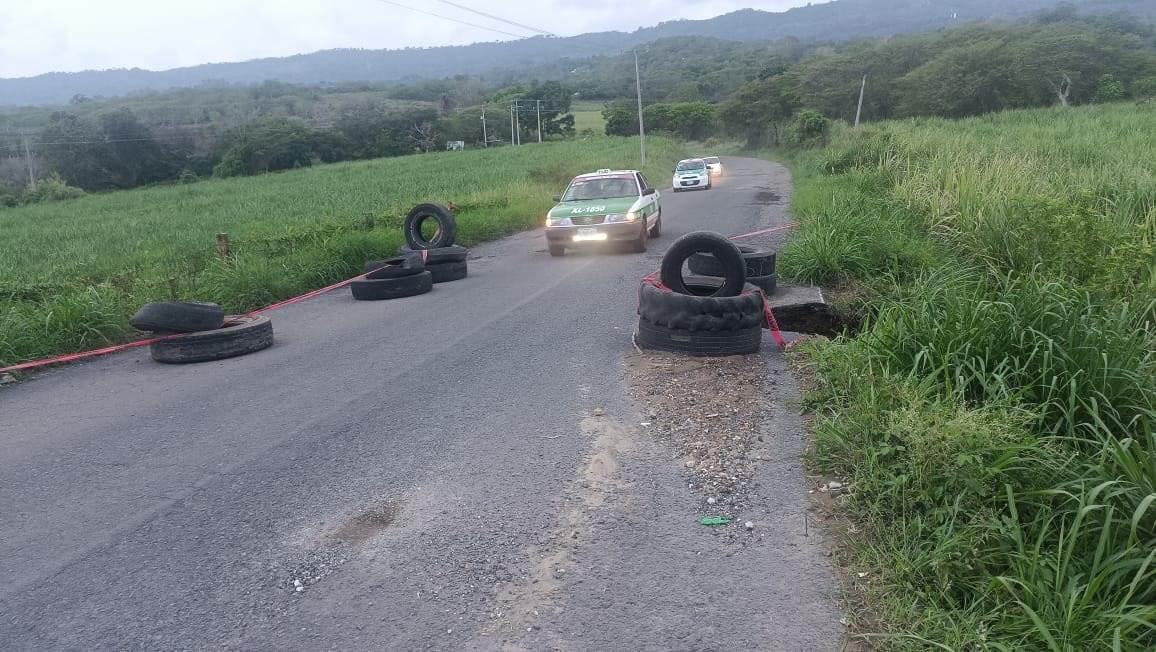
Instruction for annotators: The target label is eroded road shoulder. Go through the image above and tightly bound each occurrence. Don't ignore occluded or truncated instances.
[473,346,842,650]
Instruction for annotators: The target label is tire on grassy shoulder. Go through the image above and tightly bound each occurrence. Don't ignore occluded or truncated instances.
[688,245,776,278]
[427,260,468,284]
[130,301,226,333]
[350,270,434,301]
[634,317,761,357]
[660,232,745,297]
[150,316,273,364]
[404,203,457,250]
[363,255,426,277]
[397,244,469,264]
[637,280,765,332]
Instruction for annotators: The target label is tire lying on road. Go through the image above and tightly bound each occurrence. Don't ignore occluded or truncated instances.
[350,269,434,301]
[150,316,274,364]
[397,244,469,264]
[637,279,765,332]
[660,232,746,297]
[363,255,426,277]
[688,245,776,279]
[404,203,457,250]
[130,301,225,333]
[426,260,468,284]
[634,318,761,357]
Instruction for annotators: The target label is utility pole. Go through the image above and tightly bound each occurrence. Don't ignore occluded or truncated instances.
[513,101,521,145]
[854,74,867,128]
[634,50,646,167]
[481,110,488,147]
[510,107,515,146]
[536,100,543,143]
[22,136,36,190]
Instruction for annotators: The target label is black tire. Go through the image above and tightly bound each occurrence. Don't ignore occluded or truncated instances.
[748,273,777,296]
[660,232,745,297]
[427,260,468,284]
[649,212,662,238]
[130,301,225,333]
[363,255,426,278]
[397,244,469,264]
[631,219,648,253]
[635,318,761,357]
[638,280,765,331]
[404,203,457,250]
[689,245,777,278]
[350,270,433,300]
[549,244,565,257]
[150,316,273,364]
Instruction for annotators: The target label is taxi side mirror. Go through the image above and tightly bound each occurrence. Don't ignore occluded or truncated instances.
[552,195,561,202]
[642,187,657,196]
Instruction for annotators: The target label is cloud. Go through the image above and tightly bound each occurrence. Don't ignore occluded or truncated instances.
[0,0,807,78]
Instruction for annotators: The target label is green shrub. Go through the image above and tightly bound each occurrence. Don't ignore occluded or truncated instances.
[785,109,830,147]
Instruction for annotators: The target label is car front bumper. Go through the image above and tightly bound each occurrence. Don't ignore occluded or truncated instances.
[545,221,641,246]
[675,176,709,188]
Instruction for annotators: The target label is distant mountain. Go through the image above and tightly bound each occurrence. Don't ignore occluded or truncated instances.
[2,0,1152,106]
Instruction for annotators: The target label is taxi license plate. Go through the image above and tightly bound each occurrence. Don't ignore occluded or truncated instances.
[574,227,606,242]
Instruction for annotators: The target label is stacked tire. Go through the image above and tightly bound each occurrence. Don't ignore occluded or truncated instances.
[355,256,433,300]
[400,203,469,284]
[688,244,777,296]
[354,203,468,301]
[130,301,274,364]
[634,232,767,357]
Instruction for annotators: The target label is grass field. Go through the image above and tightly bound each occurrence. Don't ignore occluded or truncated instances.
[571,100,607,135]
[0,136,682,367]
[779,103,1155,649]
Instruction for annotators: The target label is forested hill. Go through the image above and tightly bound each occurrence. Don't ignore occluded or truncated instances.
[3,0,1153,106]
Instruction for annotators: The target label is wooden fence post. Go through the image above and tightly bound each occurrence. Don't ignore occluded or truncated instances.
[216,233,231,259]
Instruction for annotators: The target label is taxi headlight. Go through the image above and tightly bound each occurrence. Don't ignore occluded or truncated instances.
[605,212,639,223]
[547,216,572,227]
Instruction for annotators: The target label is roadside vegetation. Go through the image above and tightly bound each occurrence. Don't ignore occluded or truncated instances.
[0,136,682,368]
[780,102,1155,648]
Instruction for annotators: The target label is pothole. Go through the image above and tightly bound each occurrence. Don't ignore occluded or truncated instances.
[753,189,782,204]
[279,499,403,594]
[329,502,400,547]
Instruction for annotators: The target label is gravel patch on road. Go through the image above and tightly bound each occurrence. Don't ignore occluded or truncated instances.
[625,350,776,534]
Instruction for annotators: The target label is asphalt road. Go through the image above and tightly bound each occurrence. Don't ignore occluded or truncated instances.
[0,157,841,650]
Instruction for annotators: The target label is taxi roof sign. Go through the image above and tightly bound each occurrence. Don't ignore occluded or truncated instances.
[596,168,612,173]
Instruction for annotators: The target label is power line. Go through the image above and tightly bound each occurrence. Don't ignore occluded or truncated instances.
[432,0,553,36]
[368,0,529,39]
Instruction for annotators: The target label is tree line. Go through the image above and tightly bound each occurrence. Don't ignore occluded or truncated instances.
[602,11,1156,146]
[0,81,572,206]
[2,8,1153,205]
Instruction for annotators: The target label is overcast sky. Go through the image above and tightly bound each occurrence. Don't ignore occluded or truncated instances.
[0,1,817,79]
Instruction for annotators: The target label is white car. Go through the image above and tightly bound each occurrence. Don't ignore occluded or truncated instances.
[672,158,711,192]
[704,156,723,176]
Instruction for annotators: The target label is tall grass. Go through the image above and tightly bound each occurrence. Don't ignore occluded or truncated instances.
[784,103,1156,649]
[0,136,683,367]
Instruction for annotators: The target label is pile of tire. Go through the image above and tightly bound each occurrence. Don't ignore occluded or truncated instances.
[635,232,768,357]
[688,244,777,295]
[354,203,468,301]
[130,301,274,364]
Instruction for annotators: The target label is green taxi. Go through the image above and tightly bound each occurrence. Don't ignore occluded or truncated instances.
[545,169,662,257]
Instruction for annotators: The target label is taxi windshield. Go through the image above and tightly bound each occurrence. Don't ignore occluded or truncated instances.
[676,160,706,172]
[562,176,639,201]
